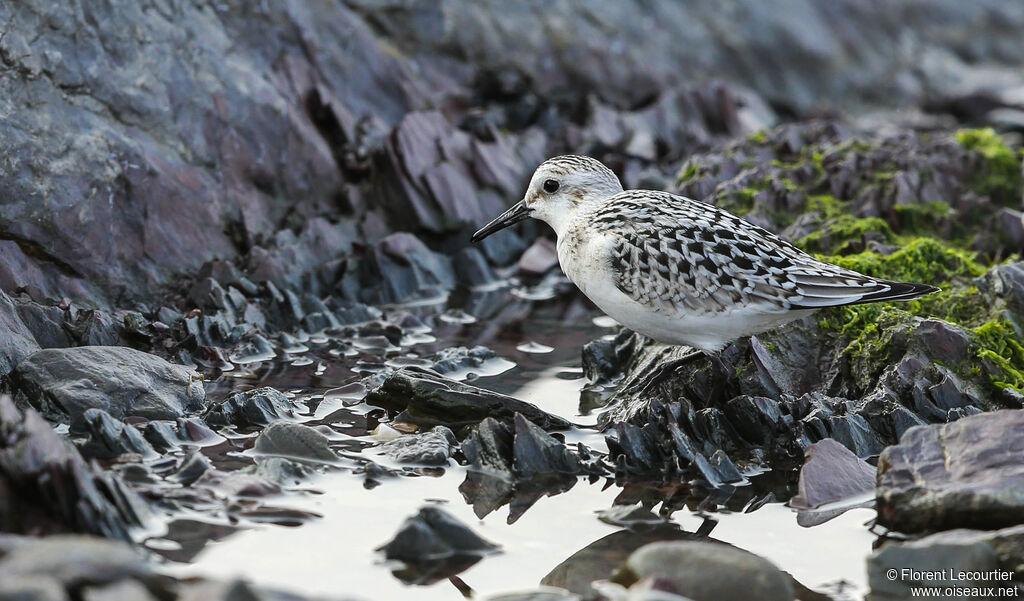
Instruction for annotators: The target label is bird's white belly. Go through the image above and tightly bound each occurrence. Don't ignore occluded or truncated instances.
[557,233,812,351]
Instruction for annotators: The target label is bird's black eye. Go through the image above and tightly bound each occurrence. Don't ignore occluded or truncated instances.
[542,179,560,194]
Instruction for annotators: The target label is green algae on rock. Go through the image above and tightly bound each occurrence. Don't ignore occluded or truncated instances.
[955,127,1023,206]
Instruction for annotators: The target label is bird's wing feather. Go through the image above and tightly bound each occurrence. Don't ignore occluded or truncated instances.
[596,191,931,315]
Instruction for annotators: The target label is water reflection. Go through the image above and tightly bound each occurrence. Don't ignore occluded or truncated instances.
[154,282,872,600]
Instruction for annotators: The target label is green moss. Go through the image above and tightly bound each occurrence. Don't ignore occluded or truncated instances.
[677,162,702,184]
[813,239,1000,391]
[823,238,985,285]
[973,321,1024,392]
[746,130,769,144]
[955,128,1023,205]
[892,202,954,233]
[796,215,893,255]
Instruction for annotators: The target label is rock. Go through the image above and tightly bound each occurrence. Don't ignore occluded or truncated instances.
[0,535,174,598]
[789,439,876,527]
[613,541,794,601]
[205,387,300,429]
[877,409,1024,533]
[366,367,571,430]
[868,526,1024,601]
[253,422,337,463]
[79,409,158,460]
[381,426,457,465]
[82,580,159,601]
[512,414,579,482]
[378,505,499,584]
[459,417,516,518]
[12,346,205,430]
[0,289,39,379]
[0,396,151,541]
[517,238,559,276]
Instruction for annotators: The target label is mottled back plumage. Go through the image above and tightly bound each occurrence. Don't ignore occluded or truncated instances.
[589,190,930,315]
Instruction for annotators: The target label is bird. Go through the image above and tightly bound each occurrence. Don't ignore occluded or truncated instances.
[471,155,938,356]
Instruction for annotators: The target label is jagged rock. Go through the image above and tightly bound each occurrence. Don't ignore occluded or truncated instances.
[0,396,151,541]
[378,506,499,584]
[0,535,175,600]
[868,526,1024,601]
[0,289,39,379]
[205,387,300,429]
[79,409,158,460]
[381,427,457,465]
[877,409,1024,533]
[789,439,875,527]
[366,367,571,430]
[613,541,794,601]
[253,422,337,463]
[12,346,205,430]
[512,414,579,481]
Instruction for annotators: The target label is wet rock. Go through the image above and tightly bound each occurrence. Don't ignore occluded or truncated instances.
[253,422,337,463]
[0,535,174,599]
[192,470,281,498]
[789,439,875,527]
[366,367,571,430]
[381,426,457,466]
[581,329,637,385]
[512,414,579,482]
[80,409,158,460]
[12,346,205,430]
[613,541,794,601]
[253,457,315,486]
[0,396,151,541]
[869,525,1024,601]
[378,505,499,585]
[205,387,300,429]
[459,417,516,518]
[170,452,214,486]
[429,346,505,379]
[877,409,1024,533]
[482,590,580,601]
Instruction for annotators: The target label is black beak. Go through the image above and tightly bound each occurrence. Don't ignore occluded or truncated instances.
[471,200,533,242]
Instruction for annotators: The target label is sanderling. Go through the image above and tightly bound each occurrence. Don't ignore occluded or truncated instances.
[471,155,938,353]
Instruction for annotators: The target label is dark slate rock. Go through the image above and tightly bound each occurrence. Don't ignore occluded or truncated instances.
[430,346,499,377]
[253,457,315,486]
[381,505,500,560]
[355,233,455,306]
[70,310,121,347]
[381,426,457,465]
[790,439,875,527]
[0,535,175,600]
[205,387,300,429]
[614,541,794,601]
[12,346,205,431]
[80,409,158,461]
[459,417,516,518]
[877,409,1024,533]
[365,367,570,430]
[15,301,73,349]
[452,246,499,288]
[170,452,214,486]
[0,396,151,541]
[868,525,1024,601]
[581,329,637,384]
[512,413,579,481]
[0,290,39,379]
[253,422,337,463]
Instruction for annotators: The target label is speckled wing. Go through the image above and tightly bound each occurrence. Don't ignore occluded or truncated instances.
[596,191,927,315]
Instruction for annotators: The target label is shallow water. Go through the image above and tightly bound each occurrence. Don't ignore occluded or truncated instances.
[158,287,875,600]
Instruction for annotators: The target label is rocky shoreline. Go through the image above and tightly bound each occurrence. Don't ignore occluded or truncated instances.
[3,1,1024,600]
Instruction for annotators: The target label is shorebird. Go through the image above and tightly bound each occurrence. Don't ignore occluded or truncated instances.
[471,155,937,354]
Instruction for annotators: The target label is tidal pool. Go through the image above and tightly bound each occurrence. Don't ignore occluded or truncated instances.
[159,287,875,600]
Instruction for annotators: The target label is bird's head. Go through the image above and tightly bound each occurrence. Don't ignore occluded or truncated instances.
[471,155,623,242]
